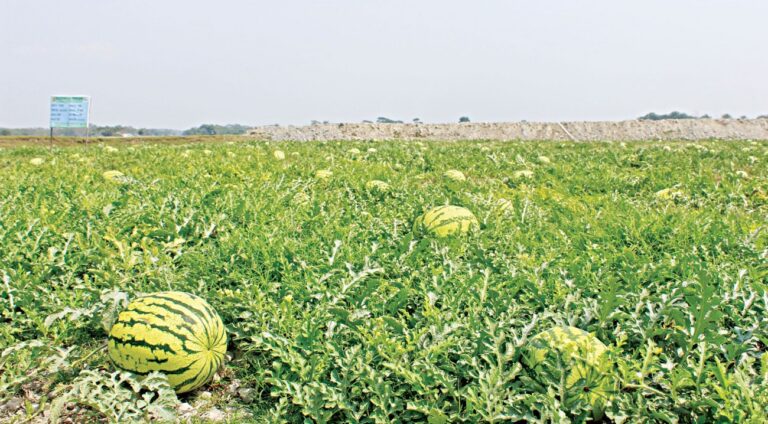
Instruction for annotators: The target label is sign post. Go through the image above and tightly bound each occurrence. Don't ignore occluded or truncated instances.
[50,96,91,148]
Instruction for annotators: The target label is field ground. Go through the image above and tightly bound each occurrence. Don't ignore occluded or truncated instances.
[1,137,767,422]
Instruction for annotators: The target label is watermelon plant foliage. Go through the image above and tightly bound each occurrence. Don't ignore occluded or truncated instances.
[0,138,767,422]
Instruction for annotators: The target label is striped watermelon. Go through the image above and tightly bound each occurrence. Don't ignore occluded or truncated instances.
[415,205,479,237]
[524,326,612,414]
[108,291,227,394]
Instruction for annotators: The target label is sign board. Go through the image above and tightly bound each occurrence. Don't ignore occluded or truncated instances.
[50,96,90,128]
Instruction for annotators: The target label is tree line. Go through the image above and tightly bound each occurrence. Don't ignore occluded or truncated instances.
[639,112,768,120]
[0,124,252,137]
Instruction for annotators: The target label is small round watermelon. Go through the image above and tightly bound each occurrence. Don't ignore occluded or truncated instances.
[443,169,466,182]
[365,180,390,193]
[108,291,227,394]
[102,170,127,183]
[415,205,478,237]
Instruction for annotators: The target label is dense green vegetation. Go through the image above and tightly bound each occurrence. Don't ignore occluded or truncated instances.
[636,111,753,120]
[182,124,252,136]
[1,138,767,422]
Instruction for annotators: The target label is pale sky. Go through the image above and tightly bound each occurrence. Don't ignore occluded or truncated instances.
[1,0,766,128]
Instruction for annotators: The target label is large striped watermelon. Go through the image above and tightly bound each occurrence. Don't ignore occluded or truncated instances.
[415,205,479,237]
[524,326,613,415]
[108,291,227,394]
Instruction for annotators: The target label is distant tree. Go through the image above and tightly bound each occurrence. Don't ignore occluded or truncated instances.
[721,114,733,119]
[412,118,421,124]
[699,114,711,119]
[362,120,373,123]
[639,111,696,120]
[376,117,403,124]
[98,127,115,136]
[459,116,470,123]
[0,126,180,137]
[138,128,183,136]
[182,124,249,136]
[311,120,320,125]
[740,115,748,120]
[0,129,10,136]
[757,115,768,119]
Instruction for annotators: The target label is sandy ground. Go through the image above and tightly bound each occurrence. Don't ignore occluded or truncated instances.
[247,119,768,142]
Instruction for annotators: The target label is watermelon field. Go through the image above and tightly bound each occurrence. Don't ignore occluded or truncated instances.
[1,137,768,423]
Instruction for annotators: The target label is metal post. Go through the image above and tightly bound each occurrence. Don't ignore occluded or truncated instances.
[86,97,91,145]
[49,127,53,152]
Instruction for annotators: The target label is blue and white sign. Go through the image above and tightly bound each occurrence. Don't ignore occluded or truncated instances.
[50,96,90,128]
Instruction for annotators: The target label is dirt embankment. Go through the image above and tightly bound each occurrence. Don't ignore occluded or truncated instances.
[247,119,768,141]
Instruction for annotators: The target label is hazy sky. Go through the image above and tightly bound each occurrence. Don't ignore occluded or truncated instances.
[1,0,766,128]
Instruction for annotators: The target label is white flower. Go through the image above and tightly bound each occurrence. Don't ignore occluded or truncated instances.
[29,157,45,165]
[273,150,286,160]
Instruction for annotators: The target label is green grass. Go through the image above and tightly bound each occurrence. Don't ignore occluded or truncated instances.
[1,138,767,422]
